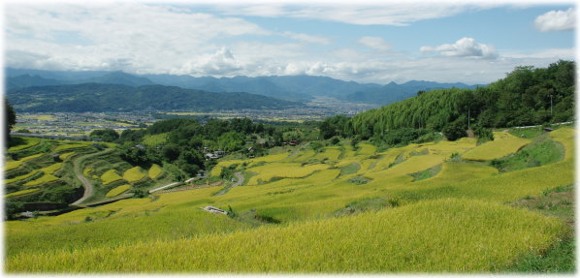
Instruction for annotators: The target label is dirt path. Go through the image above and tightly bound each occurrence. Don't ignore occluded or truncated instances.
[213,172,244,196]
[71,149,115,207]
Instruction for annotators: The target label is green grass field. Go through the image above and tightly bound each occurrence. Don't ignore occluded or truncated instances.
[4,127,574,273]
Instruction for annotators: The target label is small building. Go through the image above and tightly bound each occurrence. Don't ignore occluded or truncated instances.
[203,206,229,215]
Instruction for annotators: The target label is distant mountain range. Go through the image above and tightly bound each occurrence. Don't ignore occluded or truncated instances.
[6,83,300,113]
[6,68,482,107]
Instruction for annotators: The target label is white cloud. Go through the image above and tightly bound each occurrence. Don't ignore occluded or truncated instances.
[534,8,575,32]
[420,37,497,59]
[215,3,486,26]
[283,32,330,44]
[5,3,269,73]
[358,36,390,51]
[183,47,242,75]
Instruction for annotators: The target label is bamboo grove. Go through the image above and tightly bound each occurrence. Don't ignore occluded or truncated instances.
[320,60,575,144]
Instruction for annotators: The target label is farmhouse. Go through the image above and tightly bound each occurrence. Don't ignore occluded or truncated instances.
[204,150,226,160]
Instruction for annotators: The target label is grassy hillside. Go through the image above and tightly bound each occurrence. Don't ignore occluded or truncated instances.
[4,125,574,273]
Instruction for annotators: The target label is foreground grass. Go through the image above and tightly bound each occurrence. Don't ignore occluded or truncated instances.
[6,199,566,273]
[508,184,575,273]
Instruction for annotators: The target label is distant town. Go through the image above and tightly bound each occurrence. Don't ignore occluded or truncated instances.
[13,98,376,137]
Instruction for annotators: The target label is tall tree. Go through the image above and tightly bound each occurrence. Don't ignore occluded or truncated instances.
[5,99,16,145]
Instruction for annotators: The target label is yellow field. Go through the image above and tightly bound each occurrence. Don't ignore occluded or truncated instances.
[246,163,330,185]
[462,132,530,161]
[148,164,163,179]
[5,170,41,185]
[5,199,566,273]
[5,188,40,198]
[59,152,76,160]
[5,160,24,171]
[7,137,41,152]
[101,170,124,185]
[42,163,62,175]
[105,184,132,198]
[23,174,59,187]
[4,127,574,273]
[123,166,147,183]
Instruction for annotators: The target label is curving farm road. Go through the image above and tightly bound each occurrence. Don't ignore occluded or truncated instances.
[71,149,115,207]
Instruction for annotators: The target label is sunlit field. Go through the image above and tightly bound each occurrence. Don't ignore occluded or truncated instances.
[4,126,574,273]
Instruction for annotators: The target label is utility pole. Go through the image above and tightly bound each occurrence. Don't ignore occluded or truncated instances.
[550,94,553,116]
[467,108,471,129]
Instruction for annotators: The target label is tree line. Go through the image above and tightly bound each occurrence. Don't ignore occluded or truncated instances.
[319,60,575,146]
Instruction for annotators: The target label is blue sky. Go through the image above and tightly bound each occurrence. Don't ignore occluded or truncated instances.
[3,1,576,84]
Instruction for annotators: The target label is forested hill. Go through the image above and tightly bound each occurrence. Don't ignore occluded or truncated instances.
[6,83,301,112]
[321,60,575,141]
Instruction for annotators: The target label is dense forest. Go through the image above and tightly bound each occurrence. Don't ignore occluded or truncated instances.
[320,60,575,146]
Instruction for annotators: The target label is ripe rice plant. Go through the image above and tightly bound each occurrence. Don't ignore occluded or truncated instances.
[246,163,330,185]
[357,143,377,155]
[462,132,530,161]
[122,167,147,184]
[23,173,59,187]
[42,163,63,175]
[105,184,132,198]
[5,199,567,273]
[7,137,41,152]
[5,188,40,198]
[5,170,42,185]
[54,142,92,152]
[5,160,24,171]
[148,164,164,179]
[58,152,76,160]
[20,153,44,162]
[101,169,124,185]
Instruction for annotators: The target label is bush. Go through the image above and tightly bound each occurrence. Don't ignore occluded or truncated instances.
[474,125,494,144]
[443,121,467,141]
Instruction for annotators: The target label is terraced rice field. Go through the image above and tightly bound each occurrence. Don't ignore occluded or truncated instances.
[122,166,147,184]
[4,127,575,273]
[106,184,132,198]
[101,169,124,185]
[148,164,164,180]
[462,131,530,161]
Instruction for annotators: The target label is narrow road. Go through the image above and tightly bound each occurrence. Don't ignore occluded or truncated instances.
[213,172,244,196]
[71,149,115,207]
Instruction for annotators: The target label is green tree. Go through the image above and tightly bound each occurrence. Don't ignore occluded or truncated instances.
[89,129,119,142]
[5,100,16,144]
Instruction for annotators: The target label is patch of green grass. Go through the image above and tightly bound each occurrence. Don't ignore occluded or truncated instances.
[410,164,442,181]
[490,134,564,172]
[334,197,396,216]
[508,184,574,273]
[509,127,545,139]
[339,162,360,176]
[142,133,168,146]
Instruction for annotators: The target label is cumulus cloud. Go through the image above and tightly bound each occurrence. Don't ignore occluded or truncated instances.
[183,47,242,76]
[358,36,391,51]
[420,37,497,59]
[4,3,268,73]
[534,8,575,32]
